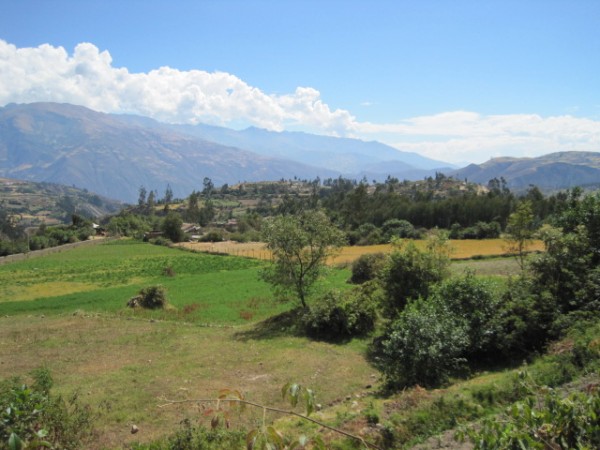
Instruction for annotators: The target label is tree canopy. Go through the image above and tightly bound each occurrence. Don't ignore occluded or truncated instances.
[260,210,346,308]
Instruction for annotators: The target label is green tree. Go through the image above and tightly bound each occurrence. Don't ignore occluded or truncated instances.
[163,184,174,212]
[381,237,450,315]
[138,186,147,208]
[202,177,214,199]
[260,210,346,309]
[161,212,184,243]
[147,190,156,211]
[505,200,535,271]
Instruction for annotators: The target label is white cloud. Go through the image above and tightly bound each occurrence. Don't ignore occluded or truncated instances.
[355,112,600,164]
[1,40,599,164]
[0,40,351,134]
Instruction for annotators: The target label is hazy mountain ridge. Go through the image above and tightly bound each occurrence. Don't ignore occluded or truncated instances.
[451,151,600,192]
[0,103,339,202]
[2,103,598,203]
[158,121,454,174]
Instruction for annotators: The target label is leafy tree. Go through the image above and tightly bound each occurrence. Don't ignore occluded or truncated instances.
[505,200,535,271]
[202,177,214,199]
[147,190,156,211]
[161,212,184,243]
[530,225,592,317]
[260,210,346,308]
[138,186,147,208]
[350,252,388,284]
[163,184,174,211]
[381,236,450,315]
[554,190,600,263]
[186,191,201,222]
[198,199,216,226]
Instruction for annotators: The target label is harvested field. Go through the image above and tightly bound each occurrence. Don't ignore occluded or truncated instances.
[177,239,545,264]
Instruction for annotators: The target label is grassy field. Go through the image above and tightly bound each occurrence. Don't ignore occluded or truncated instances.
[0,240,284,323]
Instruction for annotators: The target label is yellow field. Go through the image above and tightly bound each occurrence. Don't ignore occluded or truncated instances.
[177,239,545,265]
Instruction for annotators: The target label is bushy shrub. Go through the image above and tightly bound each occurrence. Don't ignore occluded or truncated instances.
[430,273,500,358]
[449,221,501,239]
[199,229,225,242]
[349,252,388,284]
[301,287,378,340]
[381,219,418,241]
[348,223,384,246]
[381,241,448,315]
[376,299,469,388]
[128,285,169,309]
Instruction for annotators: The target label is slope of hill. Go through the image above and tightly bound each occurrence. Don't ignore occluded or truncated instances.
[0,103,338,202]
[0,177,122,225]
[451,151,600,192]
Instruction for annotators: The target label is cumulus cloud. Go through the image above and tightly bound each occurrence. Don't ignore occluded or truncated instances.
[0,40,352,134]
[1,40,599,164]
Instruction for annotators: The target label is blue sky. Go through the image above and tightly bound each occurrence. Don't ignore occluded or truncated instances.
[1,0,599,164]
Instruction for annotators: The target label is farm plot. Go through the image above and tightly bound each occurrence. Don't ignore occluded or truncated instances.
[179,238,544,264]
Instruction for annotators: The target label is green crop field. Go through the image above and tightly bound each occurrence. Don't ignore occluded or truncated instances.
[0,240,284,323]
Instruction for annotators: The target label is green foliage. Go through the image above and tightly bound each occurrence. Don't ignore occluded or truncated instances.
[450,221,501,239]
[199,229,224,243]
[107,212,153,238]
[301,286,378,340]
[376,299,469,388]
[349,252,388,285]
[505,200,536,270]
[0,368,94,450]
[381,219,419,241]
[554,190,600,264]
[464,381,600,449]
[430,273,500,358]
[381,238,449,315]
[261,210,346,308]
[161,212,185,243]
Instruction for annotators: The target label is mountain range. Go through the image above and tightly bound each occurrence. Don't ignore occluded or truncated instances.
[0,102,598,202]
[0,103,453,202]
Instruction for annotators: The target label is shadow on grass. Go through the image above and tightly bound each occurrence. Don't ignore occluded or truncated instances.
[233,308,303,341]
[234,308,370,346]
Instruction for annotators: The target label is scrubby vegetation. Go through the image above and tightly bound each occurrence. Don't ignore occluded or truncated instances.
[0,367,94,449]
